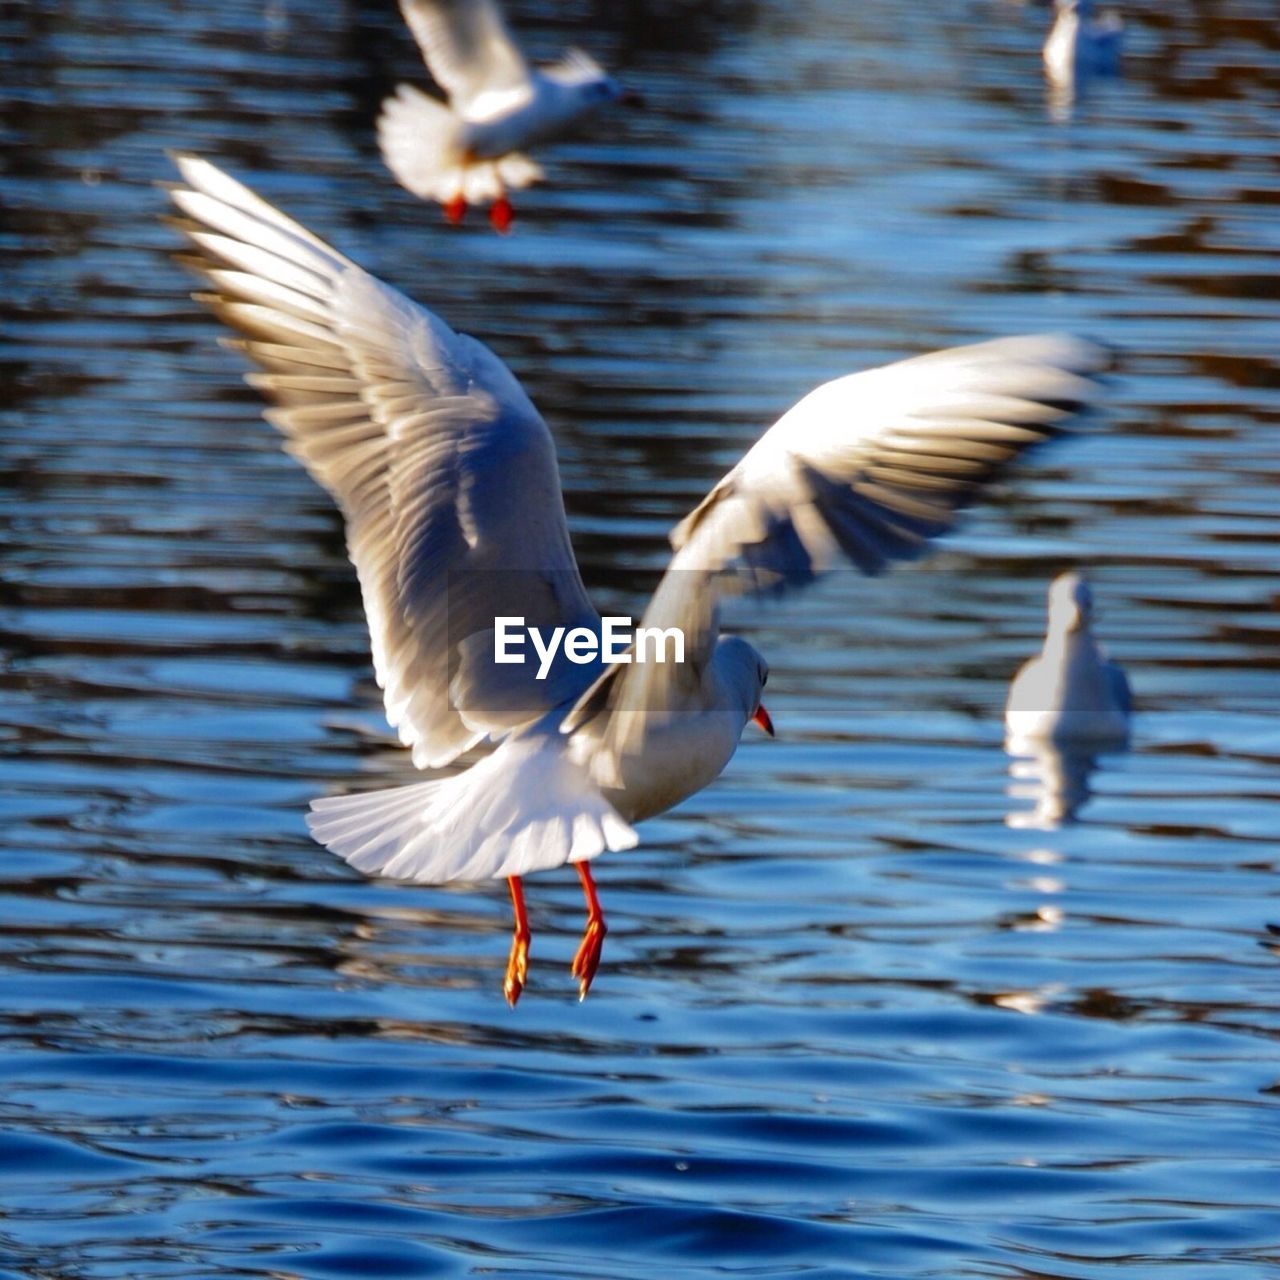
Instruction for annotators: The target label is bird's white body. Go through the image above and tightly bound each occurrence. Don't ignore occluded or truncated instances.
[168,156,1109,893]
[378,0,622,210]
[310,642,758,882]
[597,702,752,826]
[1043,0,1124,89]
[459,69,613,159]
[1005,572,1131,747]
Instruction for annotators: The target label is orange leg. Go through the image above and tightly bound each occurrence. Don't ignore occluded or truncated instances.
[570,863,607,1001]
[488,196,514,234]
[444,194,467,226]
[503,875,530,1007]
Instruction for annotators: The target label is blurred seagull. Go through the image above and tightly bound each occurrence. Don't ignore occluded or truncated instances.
[378,0,634,232]
[167,155,1108,1004]
[1006,571,1131,748]
[1044,0,1123,97]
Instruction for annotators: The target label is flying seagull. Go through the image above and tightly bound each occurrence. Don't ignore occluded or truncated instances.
[166,155,1108,1003]
[378,0,634,231]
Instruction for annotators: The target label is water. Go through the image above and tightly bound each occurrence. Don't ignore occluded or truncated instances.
[2,1,1279,1276]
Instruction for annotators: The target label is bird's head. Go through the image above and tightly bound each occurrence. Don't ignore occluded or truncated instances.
[716,635,773,737]
[1048,570,1094,634]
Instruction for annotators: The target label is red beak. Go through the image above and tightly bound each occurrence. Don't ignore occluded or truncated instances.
[751,704,775,738]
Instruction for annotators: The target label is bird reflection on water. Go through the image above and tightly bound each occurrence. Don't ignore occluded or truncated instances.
[1005,736,1112,828]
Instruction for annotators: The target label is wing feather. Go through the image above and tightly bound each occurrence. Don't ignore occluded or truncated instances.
[669,334,1109,596]
[169,154,597,768]
[398,0,531,110]
[574,335,1109,760]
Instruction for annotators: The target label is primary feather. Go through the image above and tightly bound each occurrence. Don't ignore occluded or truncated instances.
[169,153,598,772]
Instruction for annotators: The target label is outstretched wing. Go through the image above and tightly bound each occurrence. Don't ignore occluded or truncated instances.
[168,155,598,768]
[398,0,531,113]
[572,334,1109,751]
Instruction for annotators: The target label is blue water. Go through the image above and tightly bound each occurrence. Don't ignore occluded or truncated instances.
[2,1,1279,1276]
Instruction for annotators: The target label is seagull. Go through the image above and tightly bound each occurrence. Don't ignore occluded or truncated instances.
[166,155,1108,1004]
[1043,0,1124,94]
[377,0,633,232]
[1005,571,1131,748]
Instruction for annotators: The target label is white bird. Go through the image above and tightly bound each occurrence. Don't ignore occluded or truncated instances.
[167,155,1108,1004]
[377,0,633,232]
[1005,571,1131,748]
[1043,0,1124,95]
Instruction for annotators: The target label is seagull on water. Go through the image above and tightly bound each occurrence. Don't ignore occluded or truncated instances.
[1043,0,1124,95]
[167,155,1108,1004]
[378,0,634,232]
[1005,571,1131,749]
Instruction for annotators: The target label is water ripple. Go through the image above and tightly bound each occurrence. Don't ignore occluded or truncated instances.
[2,0,1279,1276]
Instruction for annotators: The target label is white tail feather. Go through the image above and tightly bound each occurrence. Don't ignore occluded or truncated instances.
[377,84,543,206]
[496,152,542,189]
[378,84,467,203]
[308,733,638,883]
